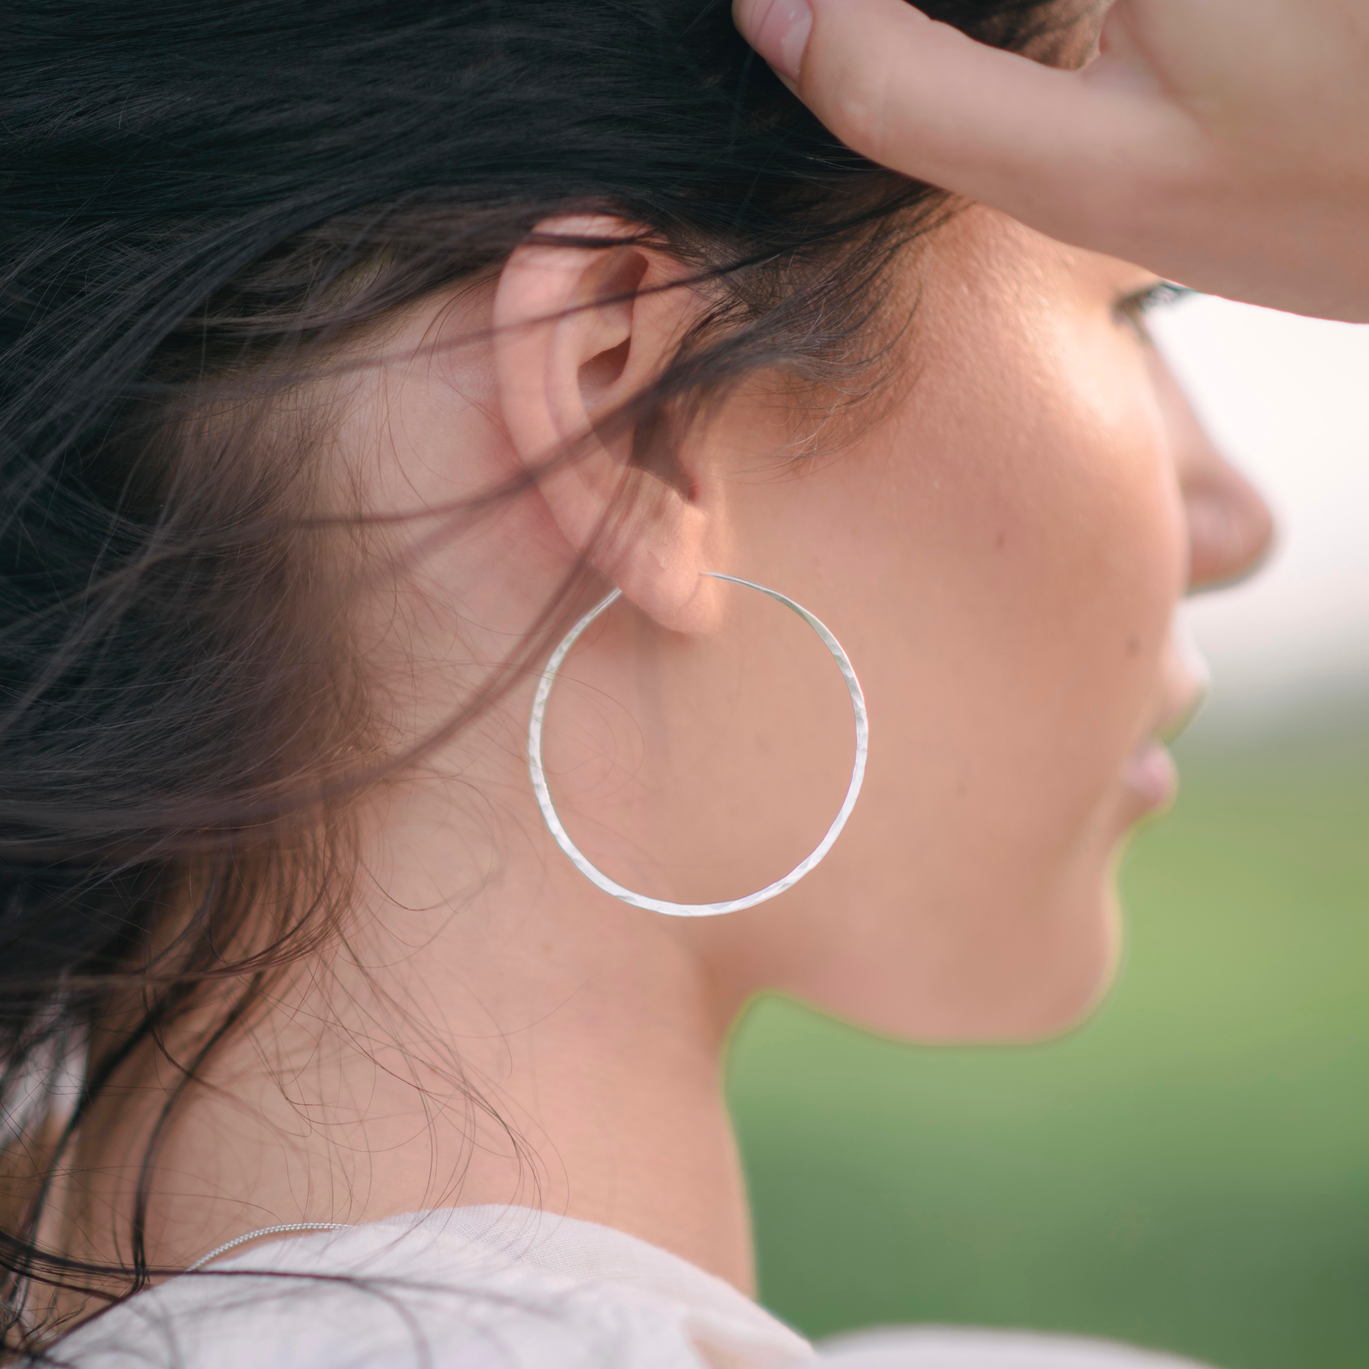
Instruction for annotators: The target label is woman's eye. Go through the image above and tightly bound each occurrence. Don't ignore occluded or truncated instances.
[1116,281,1193,340]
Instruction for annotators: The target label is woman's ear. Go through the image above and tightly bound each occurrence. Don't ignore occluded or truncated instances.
[492,215,724,634]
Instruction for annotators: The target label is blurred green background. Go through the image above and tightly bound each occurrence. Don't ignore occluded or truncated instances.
[726,702,1369,1369]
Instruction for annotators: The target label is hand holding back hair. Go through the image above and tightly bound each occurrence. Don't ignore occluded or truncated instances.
[734,0,1369,322]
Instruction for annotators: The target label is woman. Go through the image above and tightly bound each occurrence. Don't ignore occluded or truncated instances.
[0,0,1271,1364]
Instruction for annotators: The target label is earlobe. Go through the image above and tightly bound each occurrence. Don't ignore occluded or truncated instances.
[492,215,724,635]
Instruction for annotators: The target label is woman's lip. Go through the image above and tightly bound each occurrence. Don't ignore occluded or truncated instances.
[1159,611,1211,738]
[1122,738,1179,809]
[1151,614,1212,742]
[1154,675,1208,742]
[1123,663,1204,813]
[1124,615,1210,812]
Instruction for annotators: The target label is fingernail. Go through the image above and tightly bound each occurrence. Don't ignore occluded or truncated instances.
[736,0,813,82]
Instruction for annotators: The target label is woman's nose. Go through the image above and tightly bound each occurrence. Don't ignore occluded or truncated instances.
[1149,351,1275,591]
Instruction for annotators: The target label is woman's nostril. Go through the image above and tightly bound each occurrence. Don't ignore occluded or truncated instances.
[1186,486,1275,591]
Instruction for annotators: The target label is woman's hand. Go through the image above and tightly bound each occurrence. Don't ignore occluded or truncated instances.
[734,0,1369,322]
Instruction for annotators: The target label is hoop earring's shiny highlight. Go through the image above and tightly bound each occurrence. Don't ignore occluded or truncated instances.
[527,572,868,917]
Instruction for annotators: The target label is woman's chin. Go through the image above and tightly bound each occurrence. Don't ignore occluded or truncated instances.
[805,884,1126,1047]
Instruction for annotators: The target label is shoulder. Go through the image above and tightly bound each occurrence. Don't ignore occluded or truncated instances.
[49,1209,812,1369]
[47,1211,1223,1369]
[817,1327,1221,1369]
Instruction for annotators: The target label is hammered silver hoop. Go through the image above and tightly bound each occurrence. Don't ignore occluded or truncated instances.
[527,572,868,918]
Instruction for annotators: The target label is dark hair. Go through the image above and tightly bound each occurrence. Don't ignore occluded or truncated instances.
[0,0,1074,1349]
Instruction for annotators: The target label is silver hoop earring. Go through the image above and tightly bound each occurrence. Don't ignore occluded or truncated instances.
[526,572,868,918]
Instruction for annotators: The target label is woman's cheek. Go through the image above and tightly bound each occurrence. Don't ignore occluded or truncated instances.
[1044,342,1190,803]
[921,323,1187,836]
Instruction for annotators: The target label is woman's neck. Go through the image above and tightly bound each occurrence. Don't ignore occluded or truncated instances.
[73,759,756,1294]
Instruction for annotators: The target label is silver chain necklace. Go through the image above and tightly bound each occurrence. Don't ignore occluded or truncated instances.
[185,1222,351,1272]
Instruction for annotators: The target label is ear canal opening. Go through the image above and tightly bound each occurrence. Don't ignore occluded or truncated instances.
[579,336,632,393]
[579,245,694,501]
[629,406,694,501]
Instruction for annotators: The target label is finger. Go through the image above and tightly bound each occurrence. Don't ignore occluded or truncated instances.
[739,0,1191,243]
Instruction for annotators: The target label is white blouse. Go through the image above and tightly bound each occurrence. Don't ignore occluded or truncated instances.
[55,1206,1219,1369]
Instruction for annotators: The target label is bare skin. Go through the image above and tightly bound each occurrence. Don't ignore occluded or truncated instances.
[63,207,1271,1303]
[734,0,1369,322]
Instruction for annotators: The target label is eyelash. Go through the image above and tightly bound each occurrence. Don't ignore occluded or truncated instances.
[1117,281,1193,338]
